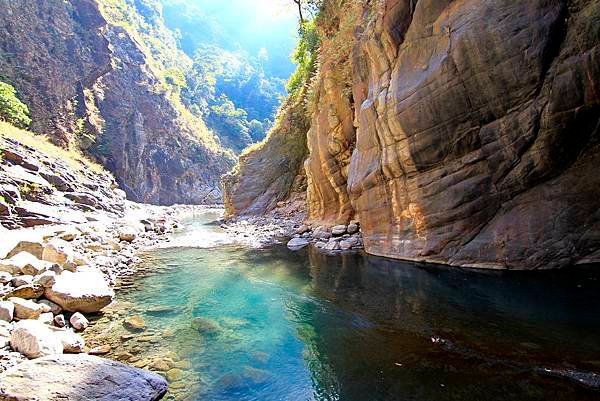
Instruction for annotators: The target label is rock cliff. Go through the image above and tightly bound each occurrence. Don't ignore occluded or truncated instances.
[225,0,600,269]
[0,0,234,205]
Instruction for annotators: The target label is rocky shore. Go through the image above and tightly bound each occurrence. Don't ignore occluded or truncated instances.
[0,202,195,399]
[221,215,364,254]
[0,129,214,400]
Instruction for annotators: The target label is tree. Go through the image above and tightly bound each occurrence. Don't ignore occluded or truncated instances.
[0,81,31,128]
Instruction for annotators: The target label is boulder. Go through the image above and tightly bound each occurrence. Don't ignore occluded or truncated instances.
[38,312,54,325]
[5,251,52,275]
[347,223,359,234]
[54,314,66,328]
[6,284,44,300]
[324,241,341,251]
[11,274,33,287]
[331,225,347,236]
[38,299,62,315]
[5,239,44,259]
[295,225,311,235]
[42,238,75,266]
[70,312,89,331]
[44,269,114,313]
[33,270,57,288]
[0,260,19,275]
[0,354,168,401]
[118,227,137,242]
[9,319,63,358]
[0,301,14,322]
[287,237,309,251]
[10,297,45,320]
[51,328,85,353]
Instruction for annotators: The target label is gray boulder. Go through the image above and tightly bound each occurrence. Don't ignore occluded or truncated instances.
[0,354,168,400]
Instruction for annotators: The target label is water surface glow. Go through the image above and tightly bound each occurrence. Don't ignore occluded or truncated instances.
[99,211,600,401]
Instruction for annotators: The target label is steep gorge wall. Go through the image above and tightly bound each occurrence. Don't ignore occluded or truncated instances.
[0,0,233,205]
[226,0,600,269]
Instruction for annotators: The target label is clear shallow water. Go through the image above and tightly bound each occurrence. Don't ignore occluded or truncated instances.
[95,211,600,401]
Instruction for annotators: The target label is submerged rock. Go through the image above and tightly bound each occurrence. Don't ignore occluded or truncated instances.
[123,315,146,332]
[0,354,168,400]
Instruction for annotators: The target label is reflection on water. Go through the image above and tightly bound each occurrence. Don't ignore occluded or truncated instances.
[89,212,600,401]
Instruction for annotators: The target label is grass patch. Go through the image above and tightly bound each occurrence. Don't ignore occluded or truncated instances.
[0,121,105,174]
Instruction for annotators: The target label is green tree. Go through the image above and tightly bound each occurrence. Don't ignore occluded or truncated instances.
[0,81,31,128]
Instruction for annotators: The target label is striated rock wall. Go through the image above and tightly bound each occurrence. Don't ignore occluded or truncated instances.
[0,0,233,205]
[228,0,600,269]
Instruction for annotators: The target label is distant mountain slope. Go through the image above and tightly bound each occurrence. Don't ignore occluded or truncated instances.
[0,0,234,205]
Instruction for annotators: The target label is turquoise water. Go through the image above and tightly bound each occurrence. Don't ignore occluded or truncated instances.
[108,212,600,401]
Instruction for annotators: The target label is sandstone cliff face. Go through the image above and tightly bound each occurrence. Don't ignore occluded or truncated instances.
[0,0,233,205]
[228,0,600,269]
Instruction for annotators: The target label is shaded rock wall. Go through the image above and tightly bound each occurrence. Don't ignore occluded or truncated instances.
[222,94,309,217]
[228,0,600,269]
[0,0,111,145]
[0,0,233,205]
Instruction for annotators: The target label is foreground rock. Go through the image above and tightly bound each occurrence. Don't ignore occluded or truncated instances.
[0,354,168,401]
[44,269,114,313]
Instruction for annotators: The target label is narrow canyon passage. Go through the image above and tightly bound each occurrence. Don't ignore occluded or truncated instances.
[86,211,600,401]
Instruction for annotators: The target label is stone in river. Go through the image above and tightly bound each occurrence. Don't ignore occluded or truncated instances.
[44,268,114,313]
[88,344,111,355]
[123,315,146,332]
[166,368,183,382]
[0,354,168,400]
[287,237,309,251]
[191,317,222,335]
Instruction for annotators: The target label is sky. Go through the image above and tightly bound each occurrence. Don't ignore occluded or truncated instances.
[162,0,300,77]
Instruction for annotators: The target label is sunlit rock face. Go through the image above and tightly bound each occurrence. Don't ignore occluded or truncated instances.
[232,0,600,269]
[0,0,233,205]
[345,0,600,268]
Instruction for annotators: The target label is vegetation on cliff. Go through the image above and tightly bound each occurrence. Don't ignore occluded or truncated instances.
[0,81,31,129]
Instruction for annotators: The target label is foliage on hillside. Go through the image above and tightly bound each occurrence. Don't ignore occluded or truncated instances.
[0,81,31,129]
[98,0,294,154]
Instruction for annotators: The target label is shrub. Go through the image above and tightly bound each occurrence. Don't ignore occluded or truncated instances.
[0,81,31,128]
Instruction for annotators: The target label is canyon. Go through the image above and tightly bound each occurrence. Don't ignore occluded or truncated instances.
[224,0,600,270]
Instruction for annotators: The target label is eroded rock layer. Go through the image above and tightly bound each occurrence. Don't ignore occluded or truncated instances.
[0,0,233,205]
[228,0,600,269]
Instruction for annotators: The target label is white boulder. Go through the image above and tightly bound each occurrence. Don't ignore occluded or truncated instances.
[10,319,63,358]
[44,268,114,313]
[69,312,89,331]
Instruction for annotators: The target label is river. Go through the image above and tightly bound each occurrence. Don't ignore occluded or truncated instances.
[85,210,600,401]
